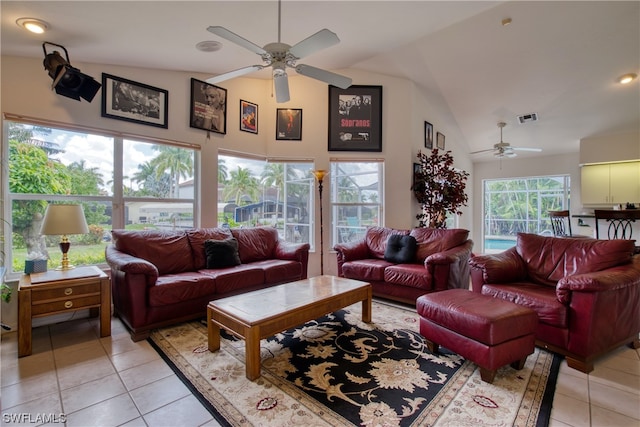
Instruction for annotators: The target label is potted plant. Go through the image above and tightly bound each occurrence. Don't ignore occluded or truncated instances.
[412,149,469,228]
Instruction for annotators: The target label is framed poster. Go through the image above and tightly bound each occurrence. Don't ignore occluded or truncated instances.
[101,73,168,128]
[328,85,382,152]
[437,132,446,150]
[276,108,302,140]
[240,100,258,134]
[189,78,227,134]
[424,121,433,149]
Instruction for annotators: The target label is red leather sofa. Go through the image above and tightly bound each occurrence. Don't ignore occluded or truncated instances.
[106,226,310,341]
[334,226,473,304]
[469,232,640,373]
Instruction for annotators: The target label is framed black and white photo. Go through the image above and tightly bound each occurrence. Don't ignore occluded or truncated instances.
[424,121,433,149]
[101,73,168,128]
[328,85,382,152]
[240,100,258,134]
[190,78,227,134]
[276,108,302,140]
[437,132,446,150]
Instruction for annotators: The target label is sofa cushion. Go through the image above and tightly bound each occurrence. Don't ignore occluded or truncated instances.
[149,272,216,307]
[384,264,431,289]
[516,233,635,287]
[186,228,233,269]
[111,229,194,275]
[384,235,417,263]
[365,227,409,259]
[205,238,241,269]
[410,228,470,263]
[482,283,568,328]
[250,259,303,284]
[231,227,279,263]
[200,265,265,294]
[342,259,393,282]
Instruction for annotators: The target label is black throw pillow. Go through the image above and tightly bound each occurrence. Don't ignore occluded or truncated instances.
[204,238,241,268]
[384,234,417,264]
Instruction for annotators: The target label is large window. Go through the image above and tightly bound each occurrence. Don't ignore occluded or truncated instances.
[330,160,383,246]
[218,154,313,247]
[3,120,197,274]
[483,175,570,253]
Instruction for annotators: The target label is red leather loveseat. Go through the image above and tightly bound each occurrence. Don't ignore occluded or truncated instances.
[334,226,473,304]
[106,226,310,340]
[469,233,640,373]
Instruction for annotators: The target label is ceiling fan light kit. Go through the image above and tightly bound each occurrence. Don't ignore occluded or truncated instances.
[205,0,352,103]
[470,121,542,159]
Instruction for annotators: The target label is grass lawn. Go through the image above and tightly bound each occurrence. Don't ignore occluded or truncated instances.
[11,242,109,272]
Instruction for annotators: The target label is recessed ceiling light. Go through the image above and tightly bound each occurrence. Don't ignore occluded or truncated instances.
[617,73,637,84]
[196,41,222,52]
[16,18,49,34]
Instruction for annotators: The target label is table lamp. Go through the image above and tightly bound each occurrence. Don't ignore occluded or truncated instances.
[40,204,89,270]
[312,170,328,275]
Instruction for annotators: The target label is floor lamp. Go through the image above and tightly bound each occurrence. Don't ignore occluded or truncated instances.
[312,170,327,275]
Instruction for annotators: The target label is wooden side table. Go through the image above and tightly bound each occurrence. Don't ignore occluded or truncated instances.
[18,265,111,357]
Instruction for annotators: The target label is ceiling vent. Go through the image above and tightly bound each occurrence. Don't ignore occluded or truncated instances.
[517,112,538,124]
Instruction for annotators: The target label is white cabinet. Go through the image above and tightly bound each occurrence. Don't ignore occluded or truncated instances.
[581,161,640,205]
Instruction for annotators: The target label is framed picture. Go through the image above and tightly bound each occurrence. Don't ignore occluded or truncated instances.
[189,78,227,134]
[437,132,446,150]
[240,100,258,134]
[413,162,421,188]
[424,121,433,149]
[328,85,383,152]
[101,73,168,128]
[276,108,302,140]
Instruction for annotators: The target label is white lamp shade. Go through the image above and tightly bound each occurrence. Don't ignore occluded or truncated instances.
[40,204,89,235]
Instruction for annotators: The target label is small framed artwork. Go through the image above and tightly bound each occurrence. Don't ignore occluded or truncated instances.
[424,121,433,149]
[276,108,302,140]
[437,132,446,150]
[328,85,383,152]
[240,100,258,134]
[189,78,227,134]
[101,73,168,128]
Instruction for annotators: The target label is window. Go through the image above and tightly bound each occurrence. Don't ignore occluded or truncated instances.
[330,160,383,246]
[483,175,570,253]
[218,154,313,247]
[3,120,197,274]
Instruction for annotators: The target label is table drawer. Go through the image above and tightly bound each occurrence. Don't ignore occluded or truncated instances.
[30,282,101,302]
[32,295,101,316]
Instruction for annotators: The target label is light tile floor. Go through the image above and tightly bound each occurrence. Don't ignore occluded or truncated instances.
[1,315,638,427]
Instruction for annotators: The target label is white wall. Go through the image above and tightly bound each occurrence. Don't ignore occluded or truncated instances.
[2,55,477,278]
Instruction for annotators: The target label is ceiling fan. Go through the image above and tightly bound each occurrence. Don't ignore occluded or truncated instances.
[471,122,542,158]
[205,0,352,103]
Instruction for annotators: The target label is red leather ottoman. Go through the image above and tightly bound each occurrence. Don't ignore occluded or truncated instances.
[416,289,538,383]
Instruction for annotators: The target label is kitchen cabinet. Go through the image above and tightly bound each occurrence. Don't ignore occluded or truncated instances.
[581,161,640,205]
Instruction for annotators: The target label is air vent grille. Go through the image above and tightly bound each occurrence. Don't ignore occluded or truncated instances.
[517,113,538,124]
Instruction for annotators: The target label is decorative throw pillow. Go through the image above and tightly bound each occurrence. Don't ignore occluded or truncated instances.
[384,234,417,264]
[204,238,241,269]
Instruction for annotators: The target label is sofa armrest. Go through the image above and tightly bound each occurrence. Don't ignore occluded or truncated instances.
[427,240,474,291]
[425,240,473,265]
[557,258,640,303]
[105,245,159,279]
[468,247,527,291]
[333,240,370,277]
[275,241,311,278]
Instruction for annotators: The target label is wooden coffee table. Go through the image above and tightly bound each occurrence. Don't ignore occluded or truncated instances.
[207,275,372,380]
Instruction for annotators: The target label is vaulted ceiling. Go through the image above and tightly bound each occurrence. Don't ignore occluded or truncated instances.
[2,1,638,161]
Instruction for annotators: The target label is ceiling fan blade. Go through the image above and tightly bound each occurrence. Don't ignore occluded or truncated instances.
[274,72,290,103]
[289,29,340,59]
[470,148,496,155]
[295,64,352,89]
[512,147,543,152]
[206,65,264,84]
[207,26,267,55]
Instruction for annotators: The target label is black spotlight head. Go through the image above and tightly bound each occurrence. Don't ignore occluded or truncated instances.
[42,45,101,102]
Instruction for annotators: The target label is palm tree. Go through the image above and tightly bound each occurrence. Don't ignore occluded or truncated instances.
[218,158,229,184]
[261,163,285,218]
[223,167,260,206]
[151,146,193,198]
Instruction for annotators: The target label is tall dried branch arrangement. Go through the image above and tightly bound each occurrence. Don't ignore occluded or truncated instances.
[412,149,469,228]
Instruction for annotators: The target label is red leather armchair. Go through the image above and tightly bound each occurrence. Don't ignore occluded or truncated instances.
[469,233,640,373]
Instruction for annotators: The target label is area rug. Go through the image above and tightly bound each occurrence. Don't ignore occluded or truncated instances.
[148,300,560,427]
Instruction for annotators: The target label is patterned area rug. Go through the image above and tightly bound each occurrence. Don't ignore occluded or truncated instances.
[148,300,560,427]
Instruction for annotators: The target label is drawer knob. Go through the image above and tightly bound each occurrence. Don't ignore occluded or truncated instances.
[64,288,73,296]
[64,301,73,309]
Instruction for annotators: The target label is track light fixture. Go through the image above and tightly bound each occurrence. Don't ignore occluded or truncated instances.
[42,42,101,102]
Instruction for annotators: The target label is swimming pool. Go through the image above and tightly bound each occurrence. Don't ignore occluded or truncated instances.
[484,237,517,251]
